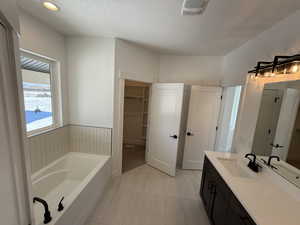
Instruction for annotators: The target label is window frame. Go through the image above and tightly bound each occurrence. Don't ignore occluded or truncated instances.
[20,50,62,137]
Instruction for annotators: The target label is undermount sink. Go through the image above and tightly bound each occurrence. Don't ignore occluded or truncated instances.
[217,158,252,178]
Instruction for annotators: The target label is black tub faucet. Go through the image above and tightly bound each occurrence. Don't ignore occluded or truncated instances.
[33,197,52,224]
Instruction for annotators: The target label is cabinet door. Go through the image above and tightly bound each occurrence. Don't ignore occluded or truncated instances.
[229,212,255,225]
[210,181,230,225]
[229,196,256,225]
[200,158,215,214]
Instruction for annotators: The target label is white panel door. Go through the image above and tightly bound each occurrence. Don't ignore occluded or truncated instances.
[183,86,222,170]
[147,83,184,176]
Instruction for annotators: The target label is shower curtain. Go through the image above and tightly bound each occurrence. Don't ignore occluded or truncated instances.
[0,20,31,225]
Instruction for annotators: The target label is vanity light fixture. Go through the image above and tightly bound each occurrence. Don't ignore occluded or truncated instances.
[248,61,273,77]
[42,1,60,11]
[248,54,300,78]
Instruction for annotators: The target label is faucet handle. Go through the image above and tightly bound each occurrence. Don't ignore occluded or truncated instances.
[58,197,64,212]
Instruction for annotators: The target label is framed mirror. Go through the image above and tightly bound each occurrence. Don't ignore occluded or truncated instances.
[252,80,300,188]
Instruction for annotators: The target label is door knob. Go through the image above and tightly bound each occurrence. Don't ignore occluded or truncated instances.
[170,135,178,139]
[270,143,284,148]
[186,132,194,136]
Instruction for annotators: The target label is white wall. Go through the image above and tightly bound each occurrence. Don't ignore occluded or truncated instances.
[116,39,159,82]
[67,37,115,128]
[113,39,159,175]
[215,86,241,153]
[19,10,69,124]
[223,9,300,86]
[159,55,223,86]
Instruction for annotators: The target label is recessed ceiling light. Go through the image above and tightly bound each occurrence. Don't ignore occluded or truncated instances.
[43,1,60,11]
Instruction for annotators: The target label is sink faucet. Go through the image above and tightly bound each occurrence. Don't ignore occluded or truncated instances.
[267,155,280,167]
[33,197,52,224]
[245,153,261,173]
[245,153,256,163]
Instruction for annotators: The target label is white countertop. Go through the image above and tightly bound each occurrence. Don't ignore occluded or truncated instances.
[205,151,300,225]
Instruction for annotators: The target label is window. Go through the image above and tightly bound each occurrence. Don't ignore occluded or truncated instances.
[21,52,60,135]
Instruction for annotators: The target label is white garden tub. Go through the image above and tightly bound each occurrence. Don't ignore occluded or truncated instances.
[31,152,111,225]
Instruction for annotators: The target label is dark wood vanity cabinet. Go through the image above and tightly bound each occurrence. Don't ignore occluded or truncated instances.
[200,157,257,225]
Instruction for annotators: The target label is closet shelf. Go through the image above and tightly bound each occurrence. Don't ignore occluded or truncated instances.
[125,95,144,99]
[124,112,144,115]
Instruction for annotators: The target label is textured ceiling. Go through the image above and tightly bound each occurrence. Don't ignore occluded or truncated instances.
[18,0,300,55]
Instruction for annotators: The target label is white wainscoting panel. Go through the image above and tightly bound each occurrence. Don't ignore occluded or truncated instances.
[69,125,112,156]
[28,126,69,174]
[28,125,112,174]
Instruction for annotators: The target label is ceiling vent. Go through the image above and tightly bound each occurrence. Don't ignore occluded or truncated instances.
[181,0,210,15]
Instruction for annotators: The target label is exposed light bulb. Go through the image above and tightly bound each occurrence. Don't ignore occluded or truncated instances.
[43,1,60,11]
[264,72,273,77]
[291,64,299,73]
[284,68,287,74]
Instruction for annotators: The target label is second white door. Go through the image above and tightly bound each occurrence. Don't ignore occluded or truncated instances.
[183,86,222,170]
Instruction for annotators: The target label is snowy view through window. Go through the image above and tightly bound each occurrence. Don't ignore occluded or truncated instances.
[22,70,53,132]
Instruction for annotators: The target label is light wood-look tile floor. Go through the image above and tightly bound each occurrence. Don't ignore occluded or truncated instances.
[85,165,210,225]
